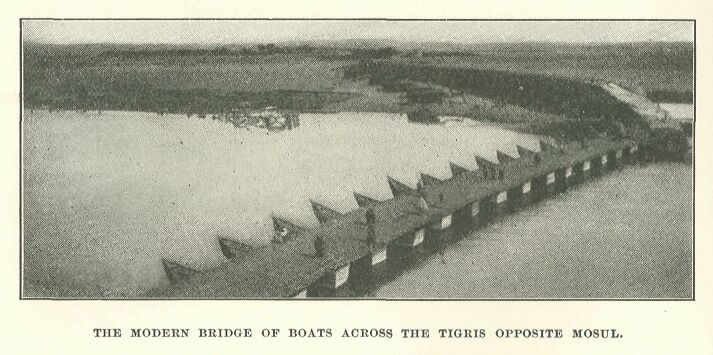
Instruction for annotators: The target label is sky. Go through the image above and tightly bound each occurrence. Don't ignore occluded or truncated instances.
[22,20,693,44]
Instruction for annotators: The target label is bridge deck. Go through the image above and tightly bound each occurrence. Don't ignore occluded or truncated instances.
[153,137,631,298]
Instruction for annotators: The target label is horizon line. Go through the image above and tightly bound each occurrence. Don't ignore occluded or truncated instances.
[22,39,694,46]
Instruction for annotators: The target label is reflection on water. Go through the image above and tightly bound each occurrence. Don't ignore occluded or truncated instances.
[22,110,539,297]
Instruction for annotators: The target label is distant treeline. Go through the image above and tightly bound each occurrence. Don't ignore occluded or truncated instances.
[421,51,474,57]
[102,44,318,58]
[91,44,399,60]
[23,82,351,113]
[343,61,650,140]
[349,47,399,59]
[646,89,694,104]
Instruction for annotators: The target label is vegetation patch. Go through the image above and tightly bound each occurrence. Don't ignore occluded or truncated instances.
[407,108,440,124]
[639,128,691,163]
[343,61,650,140]
[646,89,694,104]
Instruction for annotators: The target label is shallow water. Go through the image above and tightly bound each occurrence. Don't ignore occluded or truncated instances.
[659,103,693,122]
[373,163,693,299]
[22,110,540,297]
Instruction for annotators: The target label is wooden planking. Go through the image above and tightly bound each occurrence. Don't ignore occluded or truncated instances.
[162,259,202,285]
[353,192,381,208]
[387,175,417,197]
[272,215,309,243]
[449,161,472,178]
[420,172,443,186]
[218,237,255,260]
[310,200,343,224]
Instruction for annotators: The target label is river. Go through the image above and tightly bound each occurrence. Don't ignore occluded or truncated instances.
[372,163,692,299]
[22,110,541,297]
[659,103,694,122]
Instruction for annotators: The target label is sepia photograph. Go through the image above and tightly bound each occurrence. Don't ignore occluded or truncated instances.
[20,19,694,300]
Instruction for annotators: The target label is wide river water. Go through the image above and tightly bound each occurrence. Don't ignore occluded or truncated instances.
[22,110,692,298]
[373,163,692,299]
[23,110,543,297]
